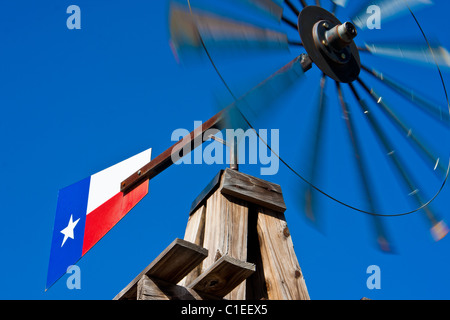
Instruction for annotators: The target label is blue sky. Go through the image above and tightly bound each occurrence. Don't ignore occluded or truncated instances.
[1,0,450,300]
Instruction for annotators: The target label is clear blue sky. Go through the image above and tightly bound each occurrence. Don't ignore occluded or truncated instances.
[1,0,450,299]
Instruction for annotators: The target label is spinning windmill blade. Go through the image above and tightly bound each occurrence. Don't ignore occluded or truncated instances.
[361,65,450,124]
[233,0,284,21]
[303,73,328,226]
[169,0,450,251]
[169,1,289,62]
[336,82,393,252]
[361,43,450,69]
[351,0,433,30]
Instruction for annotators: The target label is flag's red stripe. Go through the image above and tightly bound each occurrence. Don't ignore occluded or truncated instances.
[81,181,149,256]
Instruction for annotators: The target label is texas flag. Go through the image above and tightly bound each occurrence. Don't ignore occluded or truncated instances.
[46,148,151,290]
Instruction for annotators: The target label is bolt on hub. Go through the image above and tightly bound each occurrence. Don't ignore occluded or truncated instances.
[298,6,361,83]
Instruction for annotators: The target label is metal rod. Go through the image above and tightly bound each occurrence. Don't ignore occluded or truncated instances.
[361,64,449,124]
[285,0,300,16]
[288,40,303,47]
[210,135,239,171]
[304,74,327,222]
[121,55,313,194]
[299,0,308,8]
[120,107,230,194]
[230,136,239,171]
[351,82,442,229]
[356,77,447,176]
[281,16,298,31]
[331,2,338,15]
[337,82,391,251]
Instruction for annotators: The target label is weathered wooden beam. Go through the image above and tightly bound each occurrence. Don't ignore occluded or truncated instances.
[189,168,287,216]
[202,191,249,299]
[188,255,255,298]
[179,205,207,287]
[114,238,208,300]
[221,169,286,213]
[137,275,220,300]
[256,207,310,300]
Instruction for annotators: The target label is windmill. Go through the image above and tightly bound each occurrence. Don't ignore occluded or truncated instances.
[167,0,450,252]
[113,0,450,300]
[47,0,450,300]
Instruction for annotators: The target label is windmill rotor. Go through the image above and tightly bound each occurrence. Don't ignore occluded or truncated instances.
[168,0,450,250]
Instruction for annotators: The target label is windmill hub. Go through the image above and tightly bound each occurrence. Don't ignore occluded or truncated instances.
[298,6,361,83]
[314,20,357,64]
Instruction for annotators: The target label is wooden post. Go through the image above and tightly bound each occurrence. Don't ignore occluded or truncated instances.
[115,168,309,300]
[181,168,310,300]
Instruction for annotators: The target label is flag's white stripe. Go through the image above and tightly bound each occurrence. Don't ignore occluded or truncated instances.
[86,148,152,215]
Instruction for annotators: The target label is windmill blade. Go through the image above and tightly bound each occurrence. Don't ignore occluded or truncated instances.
[338,82,393,252]
[361,42,450,69]
[169,2,289,61]
[356,78,447,176]
[361,64,450,124]
[232,0,284,21]
[303,74,328,225]
[331,0,348,8]
[352,81,448,241]
[352,0,433,30]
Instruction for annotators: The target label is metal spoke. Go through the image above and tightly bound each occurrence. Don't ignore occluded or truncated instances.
[299,0,308,8]
[331,2,338,15]
[285,0,300,16]
[337,82,392,251]
[282,15,299,31]
[356,78,447,176]
[288,40,304,47]
[361,64,449,124]
[304,74,328,224]
[350,82,447,240]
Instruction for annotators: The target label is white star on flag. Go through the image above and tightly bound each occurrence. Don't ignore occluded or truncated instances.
[60,214,80,247]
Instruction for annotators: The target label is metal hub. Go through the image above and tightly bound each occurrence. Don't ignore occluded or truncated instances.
[298,6,361,83]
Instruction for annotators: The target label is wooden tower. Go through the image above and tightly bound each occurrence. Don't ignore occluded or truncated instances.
[114,168,309,300]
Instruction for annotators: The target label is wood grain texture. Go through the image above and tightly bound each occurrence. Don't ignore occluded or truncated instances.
[188,255,255,298]
[179,205,207,287]
[256,208,310,300]
[137,275,218,300]
[114,238,208,300]
[202,189,249,299]
[137,275,170,300]
[220,168,286,213]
